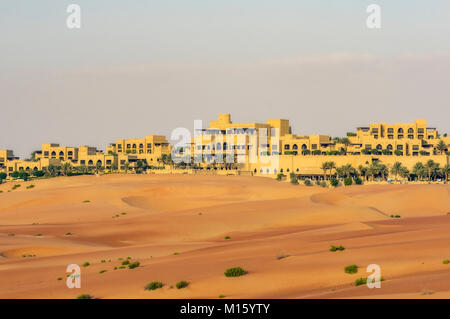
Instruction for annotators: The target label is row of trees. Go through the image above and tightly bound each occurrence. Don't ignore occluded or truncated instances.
[321,160,450,182]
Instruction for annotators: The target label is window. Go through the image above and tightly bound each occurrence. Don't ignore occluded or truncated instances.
[387,128,394,133]
[408,135,414,139]
[398,128,404,134]
[365,144,372,150]
[311,144,317,150]
[388,135,393,139]
[418,135,424,139]
[397,145,403,150]
[284,144,290,150]
[408,128,414,134]
[398,135,404,139]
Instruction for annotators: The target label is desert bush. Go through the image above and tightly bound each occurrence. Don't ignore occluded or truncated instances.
[128,261,140,269]
[330,245,345,252]
[290,173,298,185]
[82,262,90,267]
[145,281,163,290]
[77,294,93,299]
[354,277,366,286]
[32,170,45,177]
[218,294,226,299]
[443,259,450,264]
[12,184,21,190]
[304,179,312,186]
[121,260,130,265]
[330,178,339,187]
[224,236,231,240]
[356,277,385,286]
[344,177,353,186]
[26,185,35,189]
[176,281,189,289]
[344,264,358,274]
[99,270,107,274]
[276,173,285,181]
[224,267,247,277]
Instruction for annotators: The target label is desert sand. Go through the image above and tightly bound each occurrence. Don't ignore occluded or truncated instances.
[0,174,449,299]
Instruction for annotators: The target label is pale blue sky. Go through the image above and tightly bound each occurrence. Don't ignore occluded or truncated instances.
[1,1,450,157]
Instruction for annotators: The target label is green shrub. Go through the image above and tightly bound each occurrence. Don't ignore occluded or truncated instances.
[99,270,107,274]
[224,267,247,277]
[344,177,353,186]
[0,172,7,179]
[443,259,449,264]
[356,277,385,286]
[11,171,20,178]
[330,245,345,252]
[218,294,226,299]
[26,185,35,189]
[12,184,21,190]
[224,236,231,240]
[276,173,285,181]
[173,252,179,255]
[82,262,90,267]
[176,281,189,289]
[82,200,90,203]
[355,177,363,185]
[354,277,366,286]
[57,277,62,281]
[77,294,93,299]
[18,171,29,181]
[128,261,140,269]
[344,264,358,274]
[145,281,163,290]
[330,178,339,187]
[304,179,312,186]
[32,170,45,177]
[290,173,298,185]
[121,260,130,265]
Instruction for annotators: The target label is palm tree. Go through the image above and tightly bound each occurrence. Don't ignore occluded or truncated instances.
[425,159,436,182]
[123,162,130,174]
[400,166,410,181]
[443,164,450,183]
[62,162,72,176]
[358,165,368,180]
[328,161,336,180]
[436,140,447,155]
[340,137,351,154]
[390,162,403,181]
[321,162,329,180]
[412,162,425,181]
[378,164,388,180]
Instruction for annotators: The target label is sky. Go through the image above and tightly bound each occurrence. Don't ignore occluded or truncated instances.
[1,0,450,158]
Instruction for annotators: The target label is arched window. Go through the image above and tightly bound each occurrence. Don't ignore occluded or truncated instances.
[59,151,64,156]
[88,160,93,165]
[293,144,298,150]
[216,143,222,150]
[398,128,404,134]
[376,144,382,150]
[302,144,307,150]
[51,151,56,157]
[387,144,393,150]
[408,128,414,134]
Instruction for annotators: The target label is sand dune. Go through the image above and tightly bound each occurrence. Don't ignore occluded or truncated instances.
[0,174,449,299]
